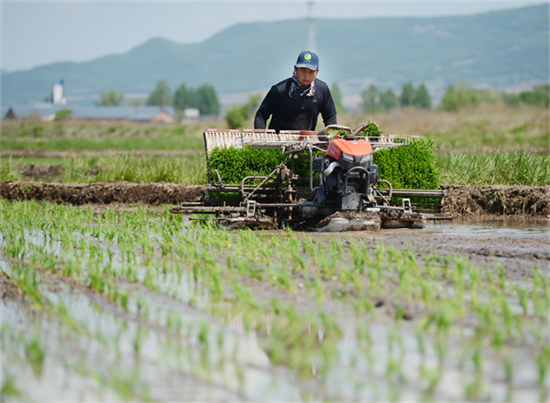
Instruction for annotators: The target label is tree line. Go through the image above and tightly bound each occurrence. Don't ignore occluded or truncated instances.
[359,82,548,113]
[440,82,549,111]
[146,79,220,116]
[97,79,221,116]
[361,82,431,113]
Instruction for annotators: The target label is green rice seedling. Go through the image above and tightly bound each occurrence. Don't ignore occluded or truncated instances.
[503,355,515,384]
[230,279,259,308]
[386,356,404,383]
[422,306,453,335]
[472,347,484,374]
[25,335,45,378]
[307,277,326,302]
[465,375,485,401]
[319,311,343,338]
[435,337,446,367]
[355,323,372,351]
[416,332,426,356]
[354,294,375,315]
[13,265,43,307]
[0,373,21,398]
[438,150,550,186]
[375,243,385,268]
[420,366,441,399]
[537,345,549,388]
[5,234,26,260]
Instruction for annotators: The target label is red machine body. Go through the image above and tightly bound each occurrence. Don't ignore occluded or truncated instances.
[326,139,373,170]
[327,139,372,160]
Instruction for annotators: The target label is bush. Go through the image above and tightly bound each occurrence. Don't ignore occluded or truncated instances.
[224,94,261,129]
[225,105,250,129]
[55,109,73,121]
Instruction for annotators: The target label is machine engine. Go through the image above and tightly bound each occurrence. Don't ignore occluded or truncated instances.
[313,136,379,211]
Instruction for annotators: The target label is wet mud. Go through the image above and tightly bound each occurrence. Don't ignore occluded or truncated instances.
[2,181,549,218]
[1,181,205,205]
[361,222,549,279]
[441,184,550,217]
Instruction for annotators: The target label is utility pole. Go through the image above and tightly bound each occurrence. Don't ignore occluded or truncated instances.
[307,0,316,51]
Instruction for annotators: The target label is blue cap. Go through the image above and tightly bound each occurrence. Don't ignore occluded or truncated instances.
[295,51,319,70]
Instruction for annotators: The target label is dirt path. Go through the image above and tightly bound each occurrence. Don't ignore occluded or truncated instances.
[1,181,549,218]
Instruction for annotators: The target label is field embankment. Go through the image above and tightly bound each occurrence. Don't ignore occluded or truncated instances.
[1,181,548,218]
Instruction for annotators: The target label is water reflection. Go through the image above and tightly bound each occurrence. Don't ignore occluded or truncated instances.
[426,218,549,239]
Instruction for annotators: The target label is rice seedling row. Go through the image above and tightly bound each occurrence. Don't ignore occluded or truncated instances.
[1,200,548,401]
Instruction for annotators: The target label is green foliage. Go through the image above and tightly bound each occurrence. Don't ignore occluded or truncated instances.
[362,85,380,113]
[225,105,250,129]
[437,151,550,186]
[401,82,431,109]
[399,82,415,107]
[98,90,124,106]
[208,146,284,183]
[331,82,345,114]
[55,109,73,121]
[439,81,500,111]
[174,83,195,111]
[355,121,383,137]
[146,79,173,107]
[379,89,398,111]
[225,94,261,129]
[209,137,439,190]
[195,84,220,116]
[173,83,220,116]
[414,84,432,109]
[503,84,549,107]
[363,83,429,112]
[373,137,440,189]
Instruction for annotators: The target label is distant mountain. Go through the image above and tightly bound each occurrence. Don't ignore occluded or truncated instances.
[2,4,548,104]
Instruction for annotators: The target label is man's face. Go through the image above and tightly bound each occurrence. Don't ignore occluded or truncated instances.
[295,67,319,85]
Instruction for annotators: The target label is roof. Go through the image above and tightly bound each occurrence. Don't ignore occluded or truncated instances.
[1,104,175,121]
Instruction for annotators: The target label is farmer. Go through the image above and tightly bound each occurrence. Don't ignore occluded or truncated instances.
[254,50,337,132]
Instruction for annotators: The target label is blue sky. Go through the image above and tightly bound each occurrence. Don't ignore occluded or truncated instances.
[1,1,545,72]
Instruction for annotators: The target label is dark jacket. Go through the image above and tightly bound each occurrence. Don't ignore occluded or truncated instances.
[254,77,337,132]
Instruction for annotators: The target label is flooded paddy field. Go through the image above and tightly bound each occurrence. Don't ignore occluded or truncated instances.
[1,200,548,402]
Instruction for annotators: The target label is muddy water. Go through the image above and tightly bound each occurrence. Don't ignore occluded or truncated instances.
[2,209,548,402]
[425,218,549,239]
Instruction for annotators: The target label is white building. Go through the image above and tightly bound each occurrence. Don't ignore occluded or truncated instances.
[51,80,67,105]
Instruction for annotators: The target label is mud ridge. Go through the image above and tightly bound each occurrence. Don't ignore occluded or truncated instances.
[441,184,550,218]
[0,181,205,205]
[1,181,549,218]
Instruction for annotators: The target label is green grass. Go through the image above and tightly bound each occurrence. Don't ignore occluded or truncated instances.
[1,155,206,184]
[2,151,547,186]
[437,151,550,186]
[1,157,70,165]
[1,119,206,151]
[1,105,548,187]
[1,136,204,152]
[342,104,548,154]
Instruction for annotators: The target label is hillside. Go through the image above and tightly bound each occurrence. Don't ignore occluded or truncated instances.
[2,4,548,104]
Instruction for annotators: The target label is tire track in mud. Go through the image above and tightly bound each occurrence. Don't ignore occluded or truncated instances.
[2,180,549,218]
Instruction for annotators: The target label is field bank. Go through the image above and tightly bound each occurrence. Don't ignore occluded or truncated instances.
[1,181,549,218]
